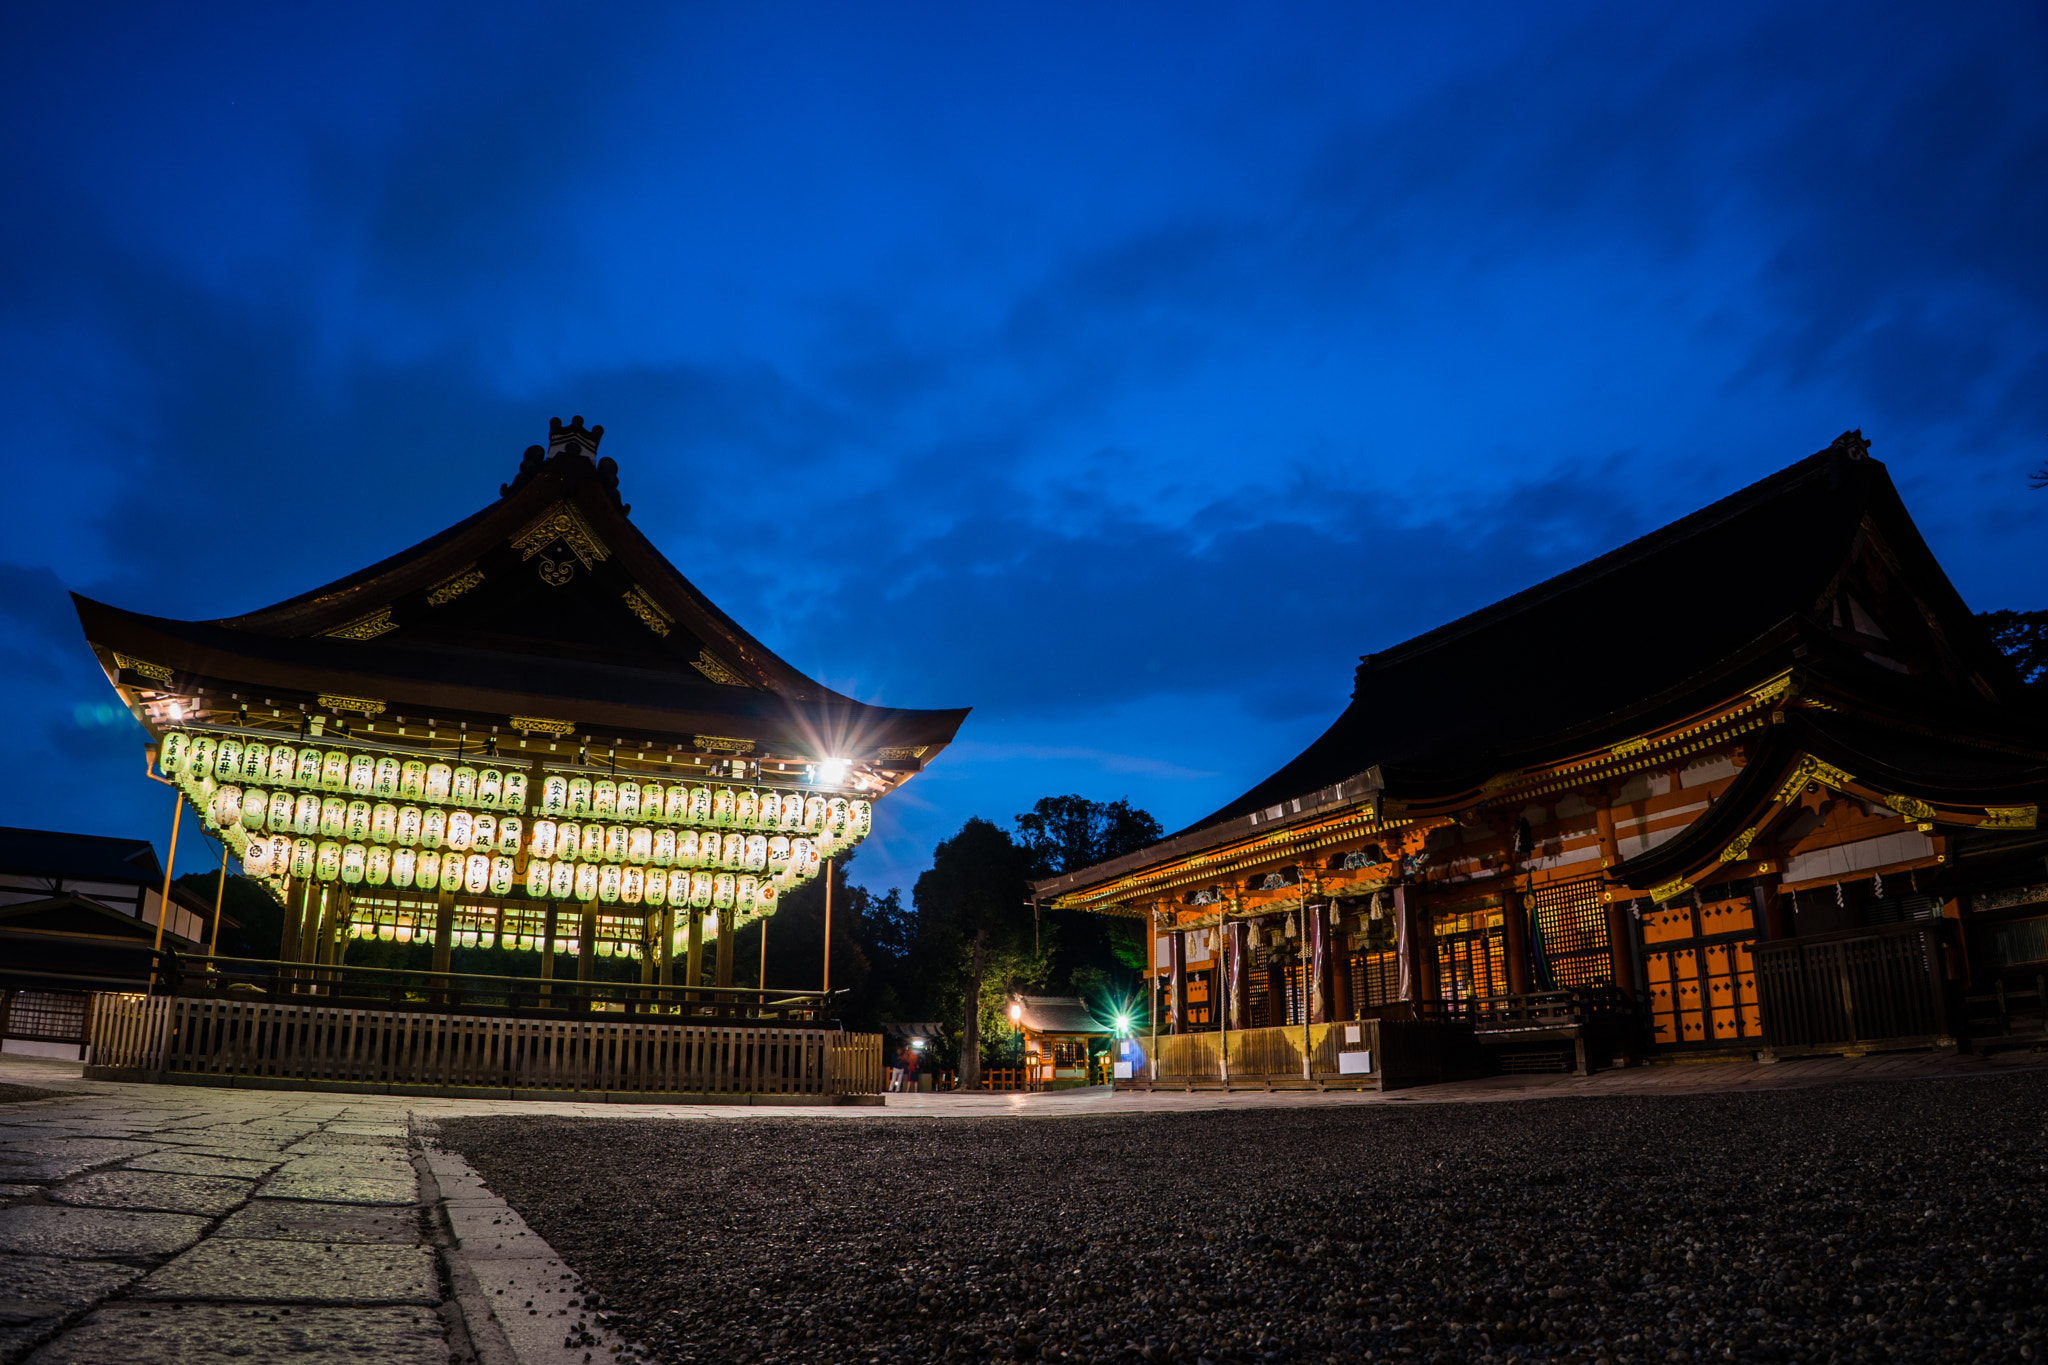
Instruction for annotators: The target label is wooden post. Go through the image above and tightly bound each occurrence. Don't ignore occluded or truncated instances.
[639,912,655,992]
[299,885,326,966]
[1501,885,1532,996]
[431,888,455,1002]
[540,903,558,999]
[686,907,703,1010]
[1228,919,1251,1030]
[278,879,306,963]
[577,907,597,1007]
[208,856,228,961]
[715,908,734,1015]
[1308,900,1330,1024]
[1169,929,1186,1035]
[759,912,768,993]
[147,792,183,992]
[657,905,674,1011]
[822,857,833,996]
[1327,904,1354,1022]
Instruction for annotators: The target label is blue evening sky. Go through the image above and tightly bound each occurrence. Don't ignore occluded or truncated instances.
[2,3,2044,894]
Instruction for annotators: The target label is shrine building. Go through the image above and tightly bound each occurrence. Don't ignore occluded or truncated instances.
[1034,432,2048,1086]
[70,418,963,1096]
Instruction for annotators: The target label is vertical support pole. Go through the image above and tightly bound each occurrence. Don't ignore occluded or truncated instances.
[432,887,455,1003]
[1228,920,1250,1031]
[299,885,326,966]
[639,913,655,990]
[1327,904,1354,1022]
[208,855,228,962]
[658,905,674,1011]
[148,793,183,993]
[1308,900,1330,1025]
[1169,930,1187,1035]
[686,908,703,1010]
[1501,886,1532,996]
[540,903,558,999]
[278,879,306,965]
[715,910,733,1016]
[759,913,768,992]
[576,907,597,1011]
[822,857,834,996]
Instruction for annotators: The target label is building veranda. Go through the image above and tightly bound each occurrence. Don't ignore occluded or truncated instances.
[1035,432,2048,1089]
[70,417,967,1097]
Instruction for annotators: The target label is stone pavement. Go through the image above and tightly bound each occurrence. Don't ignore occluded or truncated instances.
[0,1046,2039,1362]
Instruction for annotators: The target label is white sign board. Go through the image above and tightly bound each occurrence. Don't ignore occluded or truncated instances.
[1336,1050,1372,1075]
[1344,1024,1362,1044]
[1113,1061,1133,1080]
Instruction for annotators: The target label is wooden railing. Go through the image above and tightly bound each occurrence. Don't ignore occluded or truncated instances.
[1753,918,1954,1053]
[159,950,836,1021]
[88,994,884,1096]
[1146,1021,1378,1087]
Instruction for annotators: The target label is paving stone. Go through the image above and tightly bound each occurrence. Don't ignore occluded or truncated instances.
[50,1170,254,1217]
[24,1303,448,1363]
[0,1254,143,1323]
[327,1123,408,1137]
[123,1150,281,1179]
[0,1139,160,1183]
[261,1169,418,1205]
[135,1239,439,1305]
[0,1207,209,1259]
[215,1199,420,1244]
[445,1202,549,1259]
[0,1322,53,1360]
[0,1184,42,1198]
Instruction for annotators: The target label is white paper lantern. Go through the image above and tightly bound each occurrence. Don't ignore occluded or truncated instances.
[348,755,376,795]
[395,805,422,847]
[372,756,401,797]
[550,860,575,899]
[421,808,446,849]
[187,734,216,776]
[542,773,568,814]
[415,849,440,887]
[344,800,372,842]
[399,760,427,797]
[286,747,317,787]
[721,833,746,869]
[621,866,644,904]
[465,853,490,895]
[321,750,349,791]
[593,780,617,817]
[712,788,737,826]
[735,789,758,828]
[440,852,464,892]
[603,825,628,864]
[744,834,768,872]
[159,731,190,775]
[341,843,366,884]
[369,803,397,844]
[712,872,736,910]
[690,871,713,908]
[665,786,691,823]
[580,823,604,862]
[240,742,269,782]
[269,745,297,785]
[425,763,452,801]
[849,800,872,837]
[243,838,273,877]
[645,868,668,905]
[524,859,550,897]
[451,765,477,805]
[676,830,701,867]
[667,872,691,909]
[625,826,652,863]
[736,874,757,910]
[651,828,676,867]
[756,880,779,915]
[366,845,391,886]
[568,777,592,815]
[214,738,242,780]
[598,864,622,903]
[502,771,527,811]
[478,768,503,808]
[529,819,558,860]
[803,795,826,832]
[447,810,474,852]
[316,841,343,881]
[211,784,242,828]
[574,864,600,902]
[392,847,417,888]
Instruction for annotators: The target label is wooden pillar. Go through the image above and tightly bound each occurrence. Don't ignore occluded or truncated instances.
[1501,885,1532,996]
[1754,860,1791,941]
[1227,921,1250,1030]
[1397,886,1436,1003]
[1265,924,1288,1025]
[1327,903,1354,1022]
[715,910,733,1016]
[1307,901,1330,1024]
[1169,930,1187,1034]
[431,889,455,975]
[539,903,558,999]
[278,880,307,963]
[639,912,655,988]
[1605,895,1637,997]
[299,885,327,966]
[686,908,703,1010]
[576,907,596,1004]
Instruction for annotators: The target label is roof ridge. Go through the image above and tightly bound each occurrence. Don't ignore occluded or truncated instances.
[1359,437,1857,679]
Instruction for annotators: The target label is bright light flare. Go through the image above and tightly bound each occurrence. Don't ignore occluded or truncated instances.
[817,757,851,786]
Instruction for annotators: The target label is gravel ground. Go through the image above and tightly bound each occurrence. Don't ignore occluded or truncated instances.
[439,1071,2048,1365]
[0,1083,60,1104]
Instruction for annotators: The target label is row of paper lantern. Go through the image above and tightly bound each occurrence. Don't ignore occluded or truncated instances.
[197,783,840,873]
[343,909,666,957]
[239,833,788,910]
[160,731,871,835]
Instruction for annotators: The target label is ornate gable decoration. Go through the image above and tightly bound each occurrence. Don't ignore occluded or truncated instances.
[691,649,750,687]
[622,584,673,638]
[323,607,398,641]
[511,501,611,586]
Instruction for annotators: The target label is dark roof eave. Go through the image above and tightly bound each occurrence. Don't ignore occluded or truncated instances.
[1031,767,1383,901]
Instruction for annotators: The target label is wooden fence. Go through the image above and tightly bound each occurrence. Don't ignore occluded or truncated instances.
[88,994,883,1097]
[1753,918,1955,1054]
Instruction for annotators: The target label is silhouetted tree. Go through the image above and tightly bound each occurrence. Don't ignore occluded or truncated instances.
[911,817,1038,1090]
[1978,608,2048,695]
[1014,795,1162,1010]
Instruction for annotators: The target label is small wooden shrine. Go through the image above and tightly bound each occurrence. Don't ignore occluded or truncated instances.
[74,417,969,1007]
[1034,432,2048,1084]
